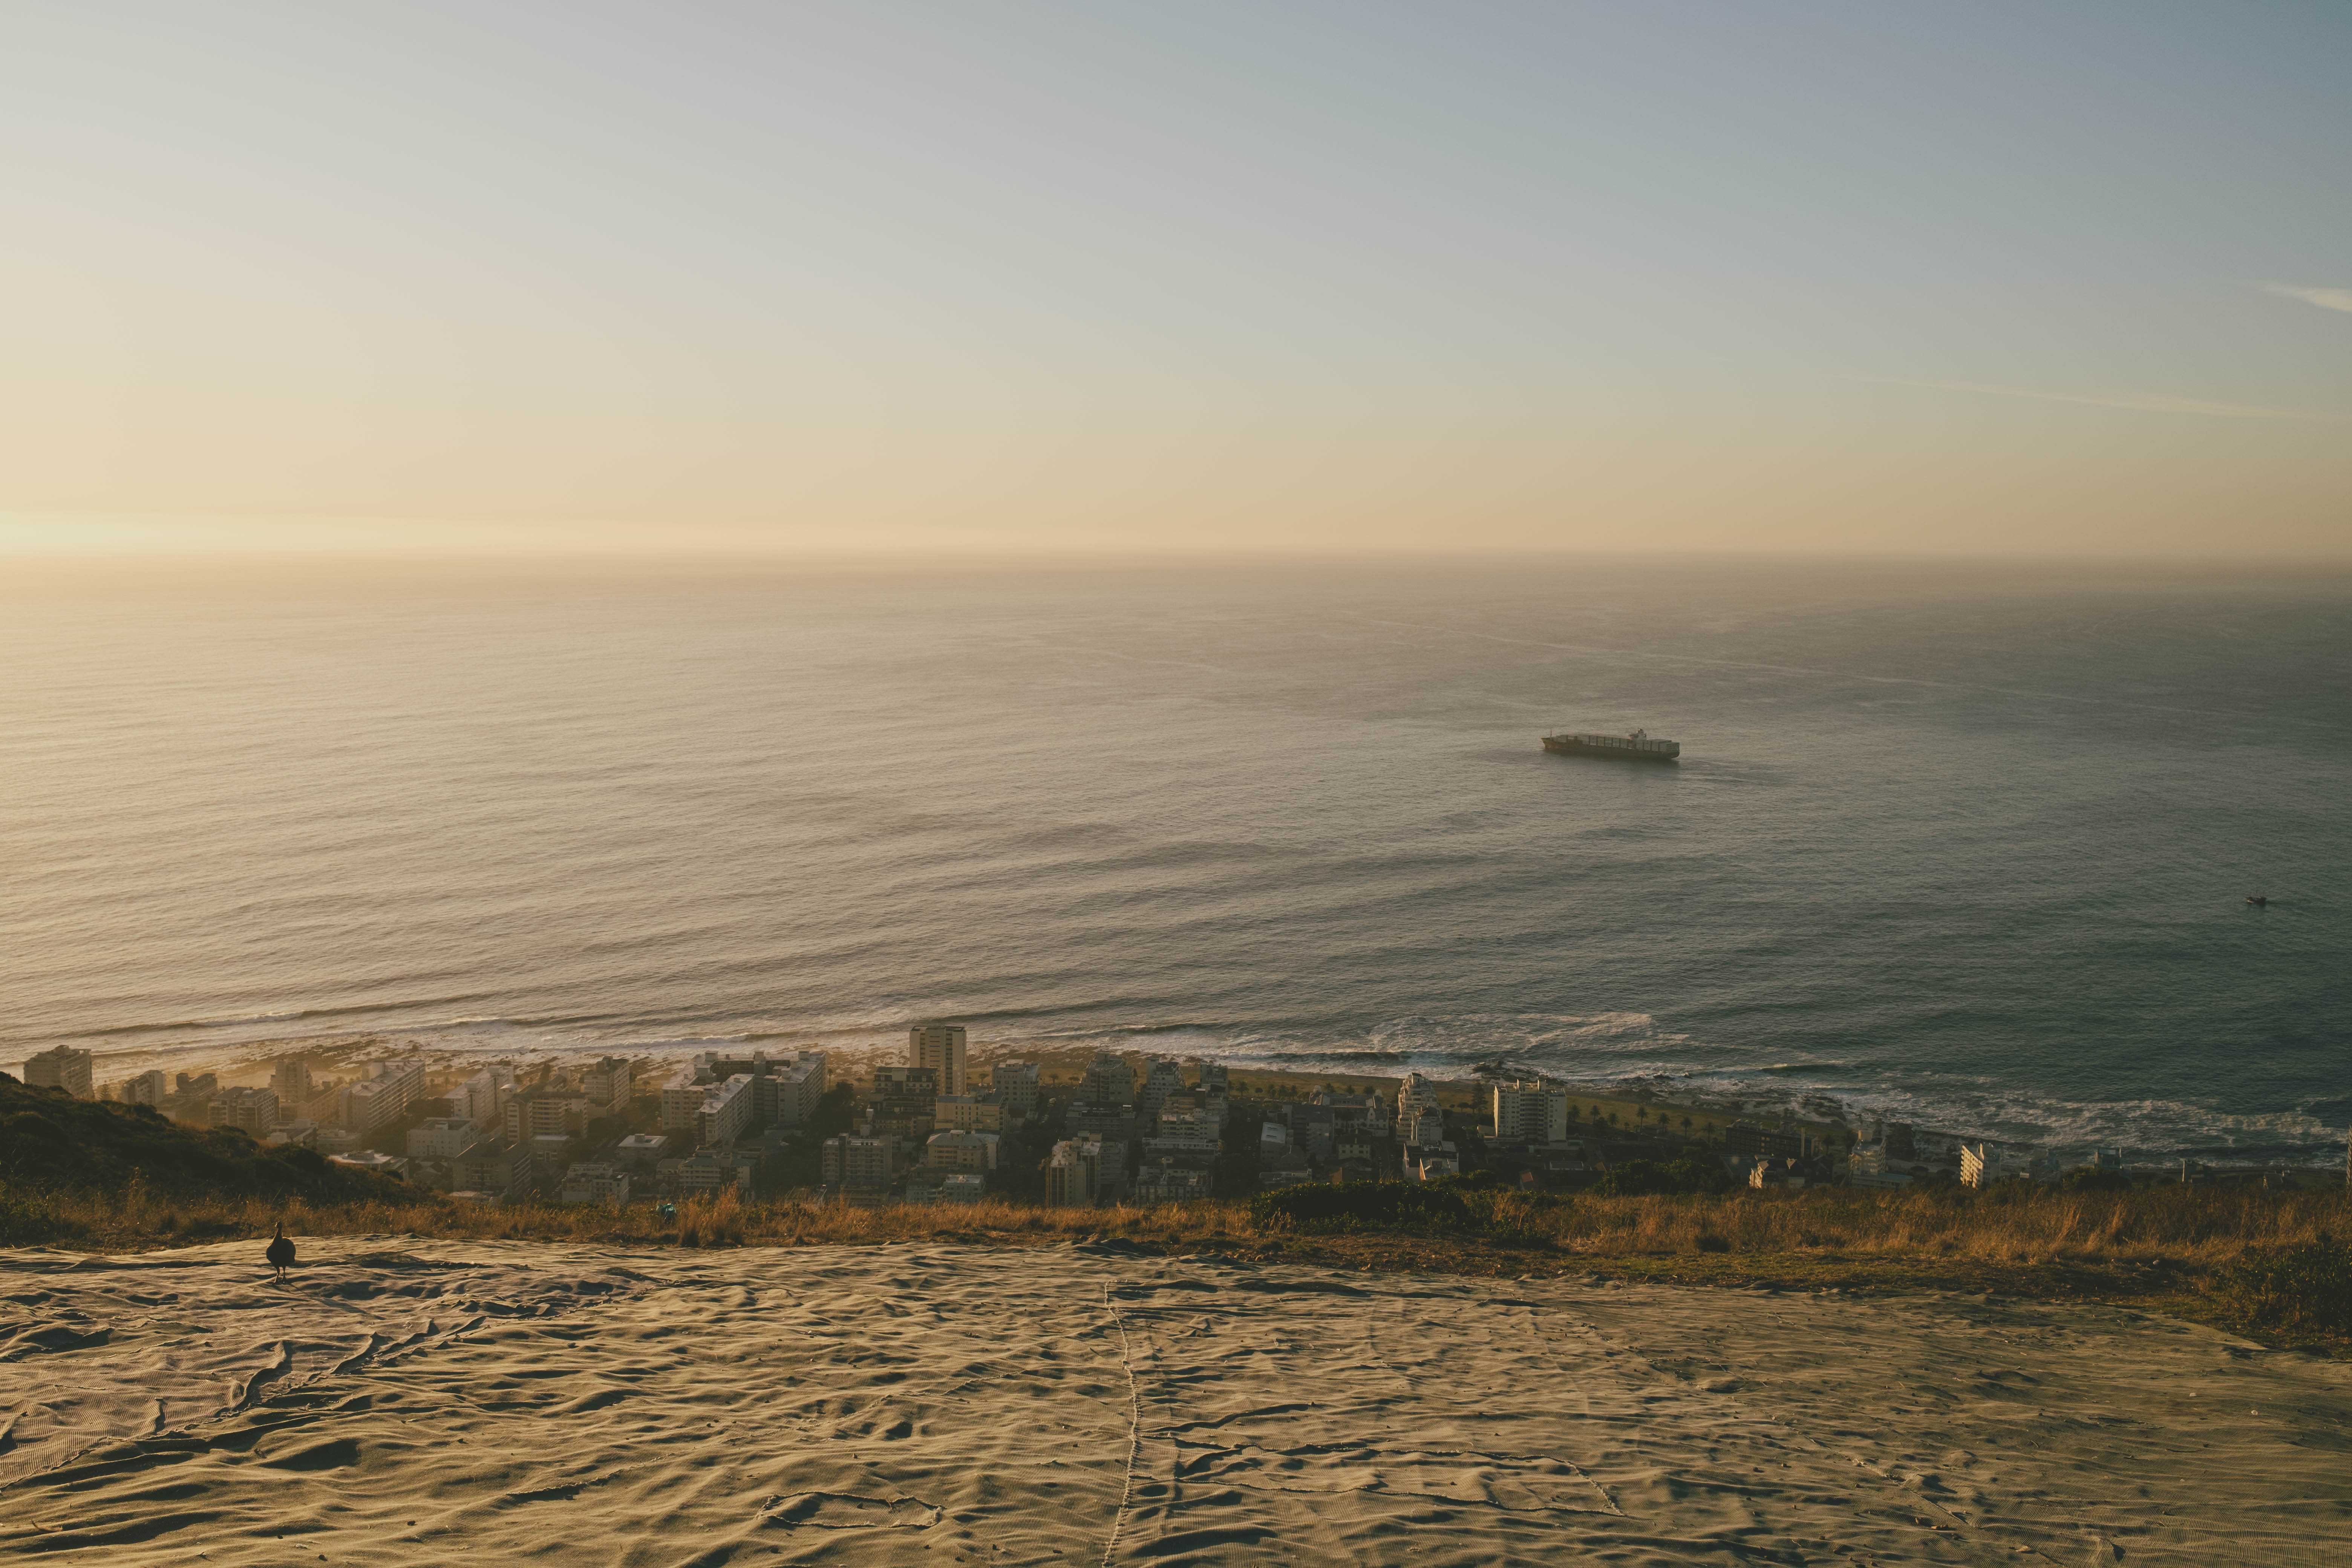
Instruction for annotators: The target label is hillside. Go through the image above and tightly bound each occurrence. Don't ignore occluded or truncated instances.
[0,1073,406,1206]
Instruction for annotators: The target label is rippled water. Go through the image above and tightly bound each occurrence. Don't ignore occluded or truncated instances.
[3,555,2345,1161]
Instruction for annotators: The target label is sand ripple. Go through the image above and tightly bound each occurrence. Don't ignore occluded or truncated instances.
[2,1240,2346,1564]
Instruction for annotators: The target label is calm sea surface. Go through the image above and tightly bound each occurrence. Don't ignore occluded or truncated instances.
[3,556,2346,1162]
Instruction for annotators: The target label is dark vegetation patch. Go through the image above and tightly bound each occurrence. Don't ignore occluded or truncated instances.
[0,1073,404,1235]
[2215,1234,2352,1338]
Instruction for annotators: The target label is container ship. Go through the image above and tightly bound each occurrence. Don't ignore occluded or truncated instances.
[1541,728,1680,762]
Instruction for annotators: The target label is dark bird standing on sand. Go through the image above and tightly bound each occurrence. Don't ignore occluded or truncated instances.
[266,1222,295,1282]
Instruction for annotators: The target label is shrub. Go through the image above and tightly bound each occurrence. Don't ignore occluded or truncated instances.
[0,1183,66,1246]
[1249,1183,1475,1234]
[1592,1158,1727,1197]
[2216,1234,2352,1337]
[2060,1166,2133,1193]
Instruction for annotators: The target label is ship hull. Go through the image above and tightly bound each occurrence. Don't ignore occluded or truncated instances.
[1541,737,1680,761]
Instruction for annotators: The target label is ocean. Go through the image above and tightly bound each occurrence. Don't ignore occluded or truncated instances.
[3,554,2345,1164]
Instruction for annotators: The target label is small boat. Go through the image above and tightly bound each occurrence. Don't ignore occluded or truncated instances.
[2246,895,2269,907]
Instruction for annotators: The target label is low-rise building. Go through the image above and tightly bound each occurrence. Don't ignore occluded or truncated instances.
[1134,1162,1214,1203]
[118,1069,169,1107]
[988,1061,1040,1116]
[1405,1143,1459,1183]
[938,1173,988,1204]
[923,1129,1000,1173]
[868,1066,939,1137]
[21,1046,93,1099]
[1727,1122,1806,1162]
[406,1116,482,1161]
[675,1150,752,1196]
[527,1132,576,1177]
[559,1160,632,1205]
[1067,1103,1139,1144]
[164,1072,220,1126]
[1314,1089,1390,1139]
[329,1150,409,1179]
[615,1132,671,1169]
[1142,1107,1220,1166]
[208,1086,280,1137]
[934,1094,1007,1134]
[1259,1145,1316,1189]
[821,1134,893,1191]
[505,1086,593,1146]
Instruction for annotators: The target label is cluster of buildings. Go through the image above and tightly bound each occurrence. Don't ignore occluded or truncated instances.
[818,1026,1042,1204]
[31,1044,436,1161]
[1037,1051,1227,1205]
[25,1034,2225,1207]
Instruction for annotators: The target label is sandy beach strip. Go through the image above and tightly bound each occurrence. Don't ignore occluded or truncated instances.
[2,1238,2346,1565]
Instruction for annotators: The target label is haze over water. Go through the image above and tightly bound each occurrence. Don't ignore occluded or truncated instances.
[4,556,2344,1164]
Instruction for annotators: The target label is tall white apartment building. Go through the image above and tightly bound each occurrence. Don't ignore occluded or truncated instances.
[458,1067,517,1130]
[341,1060,427,1135]
[697,1073,755,1147]
[769,1052,829,1125]
[660,1070,709,1136]
[119,1069,169,1107]
[271,1057,312,1112]
[23,1046,93,1099]
[1490,1078,1570,1144]
[910,1025,968,1097]
[1079,1052,1135,1108]
[578,1057,634,1114]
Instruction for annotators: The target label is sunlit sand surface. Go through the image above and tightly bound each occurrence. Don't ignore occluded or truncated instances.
[3,1239,2346,1565]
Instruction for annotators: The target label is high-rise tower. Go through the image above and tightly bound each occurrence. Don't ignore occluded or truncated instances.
[909,1024,968,1097]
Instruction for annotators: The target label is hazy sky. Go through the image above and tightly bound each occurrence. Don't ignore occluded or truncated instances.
[3,1,2347,556]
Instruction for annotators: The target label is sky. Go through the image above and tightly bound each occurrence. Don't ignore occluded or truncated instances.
[1,0,2347,557]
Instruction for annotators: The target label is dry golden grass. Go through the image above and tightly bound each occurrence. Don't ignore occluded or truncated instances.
[12,1179,2344,1272]
[14,1179,2352,1346]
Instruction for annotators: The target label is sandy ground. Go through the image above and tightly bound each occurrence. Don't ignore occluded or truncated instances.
[1,1239,2346,1566]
